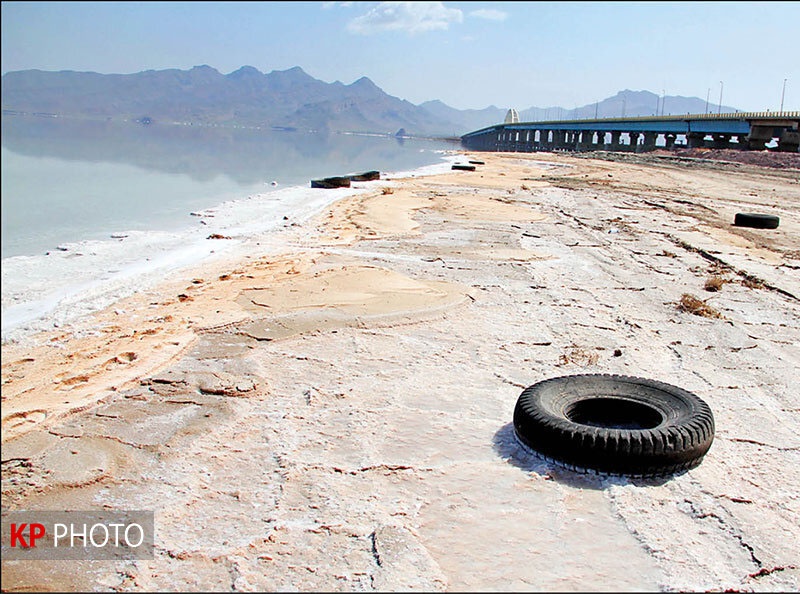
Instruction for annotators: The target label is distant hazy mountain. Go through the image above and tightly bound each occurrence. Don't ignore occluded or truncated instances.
[519,90,740,122]
[1,65,457,136]
[1,66,740,136]
[418,100,507,136]
[433,90,741,132]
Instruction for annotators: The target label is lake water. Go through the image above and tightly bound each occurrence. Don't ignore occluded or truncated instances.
[1,116,458,340]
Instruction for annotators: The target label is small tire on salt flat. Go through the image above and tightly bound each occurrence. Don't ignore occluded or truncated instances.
[733,213,780,229]
[513,374,715,477]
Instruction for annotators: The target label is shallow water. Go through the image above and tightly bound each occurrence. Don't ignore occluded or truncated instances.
[1,116,455,258]
[1,116,456,339]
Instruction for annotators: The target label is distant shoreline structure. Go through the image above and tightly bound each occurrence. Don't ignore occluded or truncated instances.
[1,110,463,143]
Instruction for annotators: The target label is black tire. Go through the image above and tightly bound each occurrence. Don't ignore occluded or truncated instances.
[452,164,476,171]
[348,170,381,182]
[733,213,780,229]
[513,374,715,477]
[311,176,351,189]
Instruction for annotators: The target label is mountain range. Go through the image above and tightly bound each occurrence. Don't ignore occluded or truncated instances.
[1,65,740,137]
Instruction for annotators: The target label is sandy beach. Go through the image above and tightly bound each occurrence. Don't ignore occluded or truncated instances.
[2,149,799,591]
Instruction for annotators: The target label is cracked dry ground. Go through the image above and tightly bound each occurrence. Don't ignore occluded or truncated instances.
[2,152,799,591]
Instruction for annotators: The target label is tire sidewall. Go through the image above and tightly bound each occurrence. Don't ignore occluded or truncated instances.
[513,374,715,476]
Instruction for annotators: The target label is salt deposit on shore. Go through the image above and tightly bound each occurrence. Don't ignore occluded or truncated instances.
[1,155,457,343]
[2,150,799,592]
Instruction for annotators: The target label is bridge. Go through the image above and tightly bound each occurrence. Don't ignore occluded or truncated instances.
[460,111,800,153]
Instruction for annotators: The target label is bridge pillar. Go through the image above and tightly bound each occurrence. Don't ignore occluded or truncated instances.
[745,125,774,151]
[578,131,593,151]
[628,132,641,152]
[543,130,552,150]
[778,128,800,152]
[642,132,657,152]
[712,134,731,149]
[687,132,706,148]
[664,134,677,149]
[595,131,607,148]
[610,131,622,149]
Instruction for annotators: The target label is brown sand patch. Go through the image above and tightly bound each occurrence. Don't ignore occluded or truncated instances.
[0,255,312,441]
[229,257,468,341]
[699,225,786,265]
[431,247,550,262]
[315,171,546,245]
[2,409,48,433]
[317,189,432,243]
[2,251,467,443]
[429,191,547,222]
[239,263,466,318]
[352,190,433,236]
[417,161,555,192]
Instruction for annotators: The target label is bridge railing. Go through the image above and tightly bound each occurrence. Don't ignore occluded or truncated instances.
[462,111,800,138]
[520,111,800,125]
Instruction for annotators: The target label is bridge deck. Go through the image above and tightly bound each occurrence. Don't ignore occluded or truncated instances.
[461,111,800,152]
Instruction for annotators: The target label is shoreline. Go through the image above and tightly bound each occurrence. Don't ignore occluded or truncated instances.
[2,150,799,591]
[1,152,458,343]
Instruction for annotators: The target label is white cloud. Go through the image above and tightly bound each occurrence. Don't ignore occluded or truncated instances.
[468,9,508,22]
[347,2,463,35]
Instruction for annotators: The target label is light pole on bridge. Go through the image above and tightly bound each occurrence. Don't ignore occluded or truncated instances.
[718,81,724,115]
[781,78,787,113]
[705,88,710,114]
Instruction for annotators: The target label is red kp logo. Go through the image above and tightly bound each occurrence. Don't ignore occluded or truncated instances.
[10,523,46,548]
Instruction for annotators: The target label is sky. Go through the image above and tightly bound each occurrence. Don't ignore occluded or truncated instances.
[2,1,798,112]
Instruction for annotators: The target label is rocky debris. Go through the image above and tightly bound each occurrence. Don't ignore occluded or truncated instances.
[587,147,800,171]
[658,148,800,170]
[145,369,258,398]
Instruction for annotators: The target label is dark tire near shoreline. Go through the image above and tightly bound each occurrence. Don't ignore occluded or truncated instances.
[452,164,476,171]
[733,213,780,229]
[348,170,381,182]
[311,176,351,189]
[513,374,715,477]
